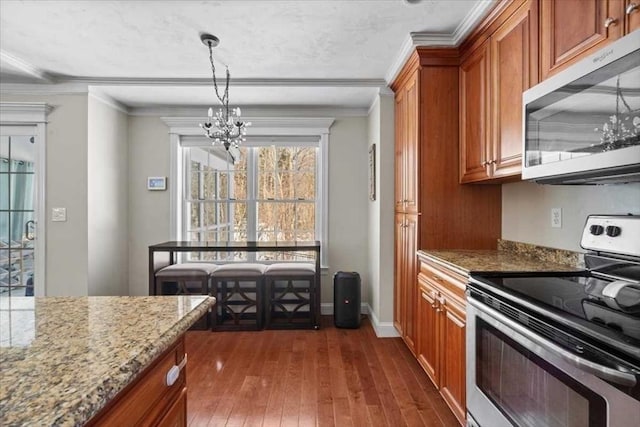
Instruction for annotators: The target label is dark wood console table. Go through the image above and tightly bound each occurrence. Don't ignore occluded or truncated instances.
[148,240,321,328]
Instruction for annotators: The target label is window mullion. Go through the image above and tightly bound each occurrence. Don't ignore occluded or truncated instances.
[247,148,257,261]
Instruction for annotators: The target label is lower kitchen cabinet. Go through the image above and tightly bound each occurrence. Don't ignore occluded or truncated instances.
[87,335,188,426]
[416,254,467,426]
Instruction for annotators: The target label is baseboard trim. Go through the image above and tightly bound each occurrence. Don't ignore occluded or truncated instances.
[320,303,400,338]
[366,303,401,338]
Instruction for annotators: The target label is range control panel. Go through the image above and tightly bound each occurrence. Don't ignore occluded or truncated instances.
[581,215,640,257]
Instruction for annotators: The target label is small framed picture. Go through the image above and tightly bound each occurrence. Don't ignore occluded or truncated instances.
[147,176,167,191]
[369,144,376,201]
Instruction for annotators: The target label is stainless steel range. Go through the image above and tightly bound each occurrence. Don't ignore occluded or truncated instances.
[466,215,640,427]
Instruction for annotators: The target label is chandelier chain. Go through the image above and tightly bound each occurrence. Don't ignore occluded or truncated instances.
[207,42,229,106]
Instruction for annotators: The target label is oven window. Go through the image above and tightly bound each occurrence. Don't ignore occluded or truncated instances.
[477,319,607,427]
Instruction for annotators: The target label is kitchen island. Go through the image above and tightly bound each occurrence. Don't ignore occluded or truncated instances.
[0,295,215,426]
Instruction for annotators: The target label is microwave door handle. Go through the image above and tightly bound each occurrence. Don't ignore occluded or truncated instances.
[469,298,638,387]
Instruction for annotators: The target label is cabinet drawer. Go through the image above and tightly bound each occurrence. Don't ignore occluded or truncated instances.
[90,337,186,426]
[419,261,466,302]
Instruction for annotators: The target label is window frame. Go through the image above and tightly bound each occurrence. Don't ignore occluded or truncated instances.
[165,117,333,268]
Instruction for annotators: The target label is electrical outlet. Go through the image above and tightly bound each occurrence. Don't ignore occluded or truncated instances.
[551,208,562,228]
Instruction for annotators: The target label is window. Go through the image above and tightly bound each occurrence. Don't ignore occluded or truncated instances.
[166,117,332,268]
[180,140,323,264]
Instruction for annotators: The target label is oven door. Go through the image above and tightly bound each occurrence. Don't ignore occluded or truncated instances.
[467,298,640,427]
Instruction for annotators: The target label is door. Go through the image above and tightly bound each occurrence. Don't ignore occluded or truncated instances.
[403,213,418,354]
[625,0,640,32]
[403,73,419,214]
[417,277,439,386]
[393,214,405,334]
[460,41,491,183]
[540,0,624,80]
[0,126,42,298]
[490,0,538,179]
[440,299,467,425]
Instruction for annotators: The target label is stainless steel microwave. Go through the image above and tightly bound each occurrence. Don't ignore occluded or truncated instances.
[522,30,640,184]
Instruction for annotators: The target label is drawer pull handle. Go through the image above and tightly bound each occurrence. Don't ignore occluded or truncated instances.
[627,3,638,15]
[604,17,618,28]
[166,353,188,387]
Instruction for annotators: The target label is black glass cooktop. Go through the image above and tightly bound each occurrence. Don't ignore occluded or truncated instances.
[471,272,640,349]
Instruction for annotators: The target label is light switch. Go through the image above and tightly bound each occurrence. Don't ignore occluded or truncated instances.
[52,207,67,222]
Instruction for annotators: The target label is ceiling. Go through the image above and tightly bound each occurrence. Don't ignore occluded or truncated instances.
[0,0,495,111]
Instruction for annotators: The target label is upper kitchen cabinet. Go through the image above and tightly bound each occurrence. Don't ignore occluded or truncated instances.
[460,0,538,183]
[626,0,640,32]
[395,71,420,215]
[540,0,625,80]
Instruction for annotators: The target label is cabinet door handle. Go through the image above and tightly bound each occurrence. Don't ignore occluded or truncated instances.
[437,295,446,306]
[604,17,618,28]
[626,3,638,15]
[166,353,188,386]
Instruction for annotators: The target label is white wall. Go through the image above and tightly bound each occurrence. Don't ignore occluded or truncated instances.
[127,116,171,296]
[126,114,371,305]
[87,94,129,295]
[503,181,640,251]
[325,117,370,305]
[1,94,89,295]
[366,93,396,335]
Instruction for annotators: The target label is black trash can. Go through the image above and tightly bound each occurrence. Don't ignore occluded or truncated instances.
[333,271,361,328]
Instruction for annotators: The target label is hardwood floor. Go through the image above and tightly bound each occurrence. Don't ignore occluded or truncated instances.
[185,316,460,427]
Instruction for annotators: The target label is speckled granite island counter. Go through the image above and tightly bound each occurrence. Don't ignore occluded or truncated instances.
[0,295,215,426]
[418,240,583,276]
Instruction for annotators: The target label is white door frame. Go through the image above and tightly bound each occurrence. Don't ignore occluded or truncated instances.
[1,102,50,296]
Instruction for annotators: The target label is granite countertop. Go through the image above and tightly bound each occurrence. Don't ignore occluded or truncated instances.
[0,295,215,427]
[419,240,583,277]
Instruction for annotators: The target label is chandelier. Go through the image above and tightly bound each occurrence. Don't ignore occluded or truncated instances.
[199,33,250,151]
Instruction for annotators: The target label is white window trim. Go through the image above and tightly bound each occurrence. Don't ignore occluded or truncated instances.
[162,116,333,268]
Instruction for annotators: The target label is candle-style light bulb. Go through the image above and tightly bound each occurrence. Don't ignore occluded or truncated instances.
[208,108,213,120]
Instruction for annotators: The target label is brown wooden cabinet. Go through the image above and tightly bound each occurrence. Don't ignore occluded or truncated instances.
[626,0,640,32]
[393,67,420,354]
[417,254,468,426]
[392,46,501,382]
[88,336,187,426]
[460,41,491,183]
[460,0,538,183]
[540,0,624,80]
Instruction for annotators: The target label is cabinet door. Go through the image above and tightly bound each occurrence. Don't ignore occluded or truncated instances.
[403,73,420,214]
[395,92,406,213]
[541,0,623,80]
[402,214,419,354]
[439,299,467,426]
[155,387,187,427]
[460,41,491,183]
[490,0,538,179]
[625,0,640,33]
[393,214,405,335]
[417,278,439,387]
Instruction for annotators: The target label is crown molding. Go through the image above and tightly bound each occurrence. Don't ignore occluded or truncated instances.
[452,0,498,45]
[88,89,129,114]
[134,105,367,118]
[0,50,53,83]
[0,102,53,123]
[384,0,497,84]
[7,75,386,88]
[366,87,394,117]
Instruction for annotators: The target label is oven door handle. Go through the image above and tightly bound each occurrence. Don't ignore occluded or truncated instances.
[469,298,638,387]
